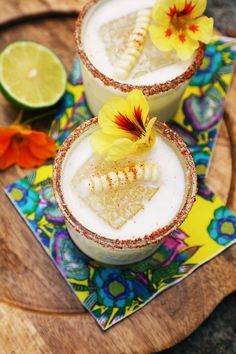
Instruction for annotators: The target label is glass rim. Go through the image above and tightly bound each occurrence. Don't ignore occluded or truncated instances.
[74,0,205,96]
[53,118,197,250]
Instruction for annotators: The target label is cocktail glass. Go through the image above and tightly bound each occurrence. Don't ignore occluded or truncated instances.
[53,118,197,265]
[75,0,204,121]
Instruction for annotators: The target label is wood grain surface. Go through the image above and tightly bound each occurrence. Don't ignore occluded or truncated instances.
[0,0,87,29]
[0,1,235,353]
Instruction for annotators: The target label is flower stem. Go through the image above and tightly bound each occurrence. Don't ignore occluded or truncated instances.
[13,109,24,124]
[23,108,59,125]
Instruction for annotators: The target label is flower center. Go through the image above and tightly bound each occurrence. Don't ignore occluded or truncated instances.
[168,2,195,31]
[196,164,206,175]
[11,188,24,202]
[108,280,125,297]
[171,16,187,31]
[14,134,25,143]
[220,221,235,235]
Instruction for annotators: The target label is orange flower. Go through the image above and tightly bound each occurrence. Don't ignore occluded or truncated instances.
[0,124,57,169]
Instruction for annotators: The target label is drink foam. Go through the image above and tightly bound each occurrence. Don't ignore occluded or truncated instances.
[82,0,193,85]
[62,127,186,240]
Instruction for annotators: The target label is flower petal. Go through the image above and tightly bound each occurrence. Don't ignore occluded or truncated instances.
[0,135,11,157]
[178,0,194,13]
[92,90,156,161]
[187,17,214,44]
[12,124,32,136]
[106,138,135,161]
[17,141,45,169]
[149,25,174,52]
[0,126,18,139]
[98,97,134,138]
[168,0,205,19]
[27,131,48,145]
[126,89,149,125]
[0,126,19,157]
[152,0,171,25]
[173,32,199,60]
[141,117,157,144]
[28,135,56,159]
[134,117,157,154]
[90,129,118,154]
[0,123,55,170]
[187,0,207,18]
[0,140,18,169]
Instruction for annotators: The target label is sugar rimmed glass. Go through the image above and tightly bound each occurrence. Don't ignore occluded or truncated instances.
[53,118,197,265]
[75,0,204,121]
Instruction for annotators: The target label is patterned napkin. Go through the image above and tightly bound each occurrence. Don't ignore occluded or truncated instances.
[5,37,236,330]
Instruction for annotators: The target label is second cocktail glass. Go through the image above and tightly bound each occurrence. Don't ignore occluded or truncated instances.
[75,0,204,121]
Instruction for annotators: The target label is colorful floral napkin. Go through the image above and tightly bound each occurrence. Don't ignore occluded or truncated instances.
[5,37,236,330]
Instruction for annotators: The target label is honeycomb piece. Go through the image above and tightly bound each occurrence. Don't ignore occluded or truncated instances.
[83,184,158,229]
[99,11,180,80]
[72,156,160,229]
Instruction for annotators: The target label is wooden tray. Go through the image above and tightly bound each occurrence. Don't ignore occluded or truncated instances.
[0,2,236,353]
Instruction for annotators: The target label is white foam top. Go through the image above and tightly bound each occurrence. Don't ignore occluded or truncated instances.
[62,128,186,240]
[82,0,193,85]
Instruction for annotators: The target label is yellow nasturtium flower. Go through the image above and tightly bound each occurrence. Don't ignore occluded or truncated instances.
[90,90,156,161]
[149,0,214,60]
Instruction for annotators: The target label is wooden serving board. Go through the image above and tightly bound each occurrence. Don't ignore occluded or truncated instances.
[0,2,236,353]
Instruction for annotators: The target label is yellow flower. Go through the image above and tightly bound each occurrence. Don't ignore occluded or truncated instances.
[149,0,214,60]
[90,90,156,161]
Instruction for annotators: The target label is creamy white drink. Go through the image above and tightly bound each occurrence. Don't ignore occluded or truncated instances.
[62,126,186,240]
[76,0,203,120]
[83,0,192,85]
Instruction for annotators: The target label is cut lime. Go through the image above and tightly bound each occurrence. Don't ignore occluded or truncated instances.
[0,41,67,109]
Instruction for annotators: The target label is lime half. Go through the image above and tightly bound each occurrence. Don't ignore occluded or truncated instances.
[0,41,67,109]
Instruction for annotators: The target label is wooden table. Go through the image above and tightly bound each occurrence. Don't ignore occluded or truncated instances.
[0,1,236,353]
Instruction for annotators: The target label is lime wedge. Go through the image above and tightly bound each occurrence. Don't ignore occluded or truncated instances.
[0,41,67,109]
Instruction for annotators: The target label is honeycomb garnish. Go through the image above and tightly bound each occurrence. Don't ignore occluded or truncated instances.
[72,157,160,229]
